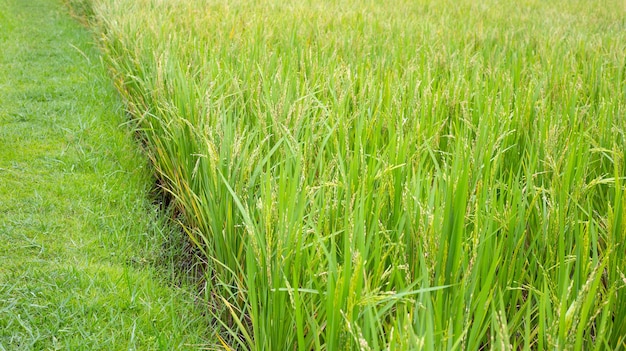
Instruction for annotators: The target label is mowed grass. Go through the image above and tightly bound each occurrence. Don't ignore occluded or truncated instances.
[0,0,209,349]
[82,0,626,349]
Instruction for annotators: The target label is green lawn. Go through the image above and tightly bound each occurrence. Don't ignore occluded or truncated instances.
[0,0,208,349]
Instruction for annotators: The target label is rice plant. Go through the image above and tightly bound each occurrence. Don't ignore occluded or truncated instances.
[80,0,626,348]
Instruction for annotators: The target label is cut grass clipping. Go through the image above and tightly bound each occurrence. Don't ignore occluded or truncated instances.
[79,0,626,349]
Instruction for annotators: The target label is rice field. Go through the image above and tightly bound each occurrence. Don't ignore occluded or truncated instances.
[79,0,626,349]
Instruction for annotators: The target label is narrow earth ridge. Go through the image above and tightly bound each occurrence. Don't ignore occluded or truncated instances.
[0,0,208,349]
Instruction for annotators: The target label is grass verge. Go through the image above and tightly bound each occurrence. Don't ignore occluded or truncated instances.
[0,0,209,349]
